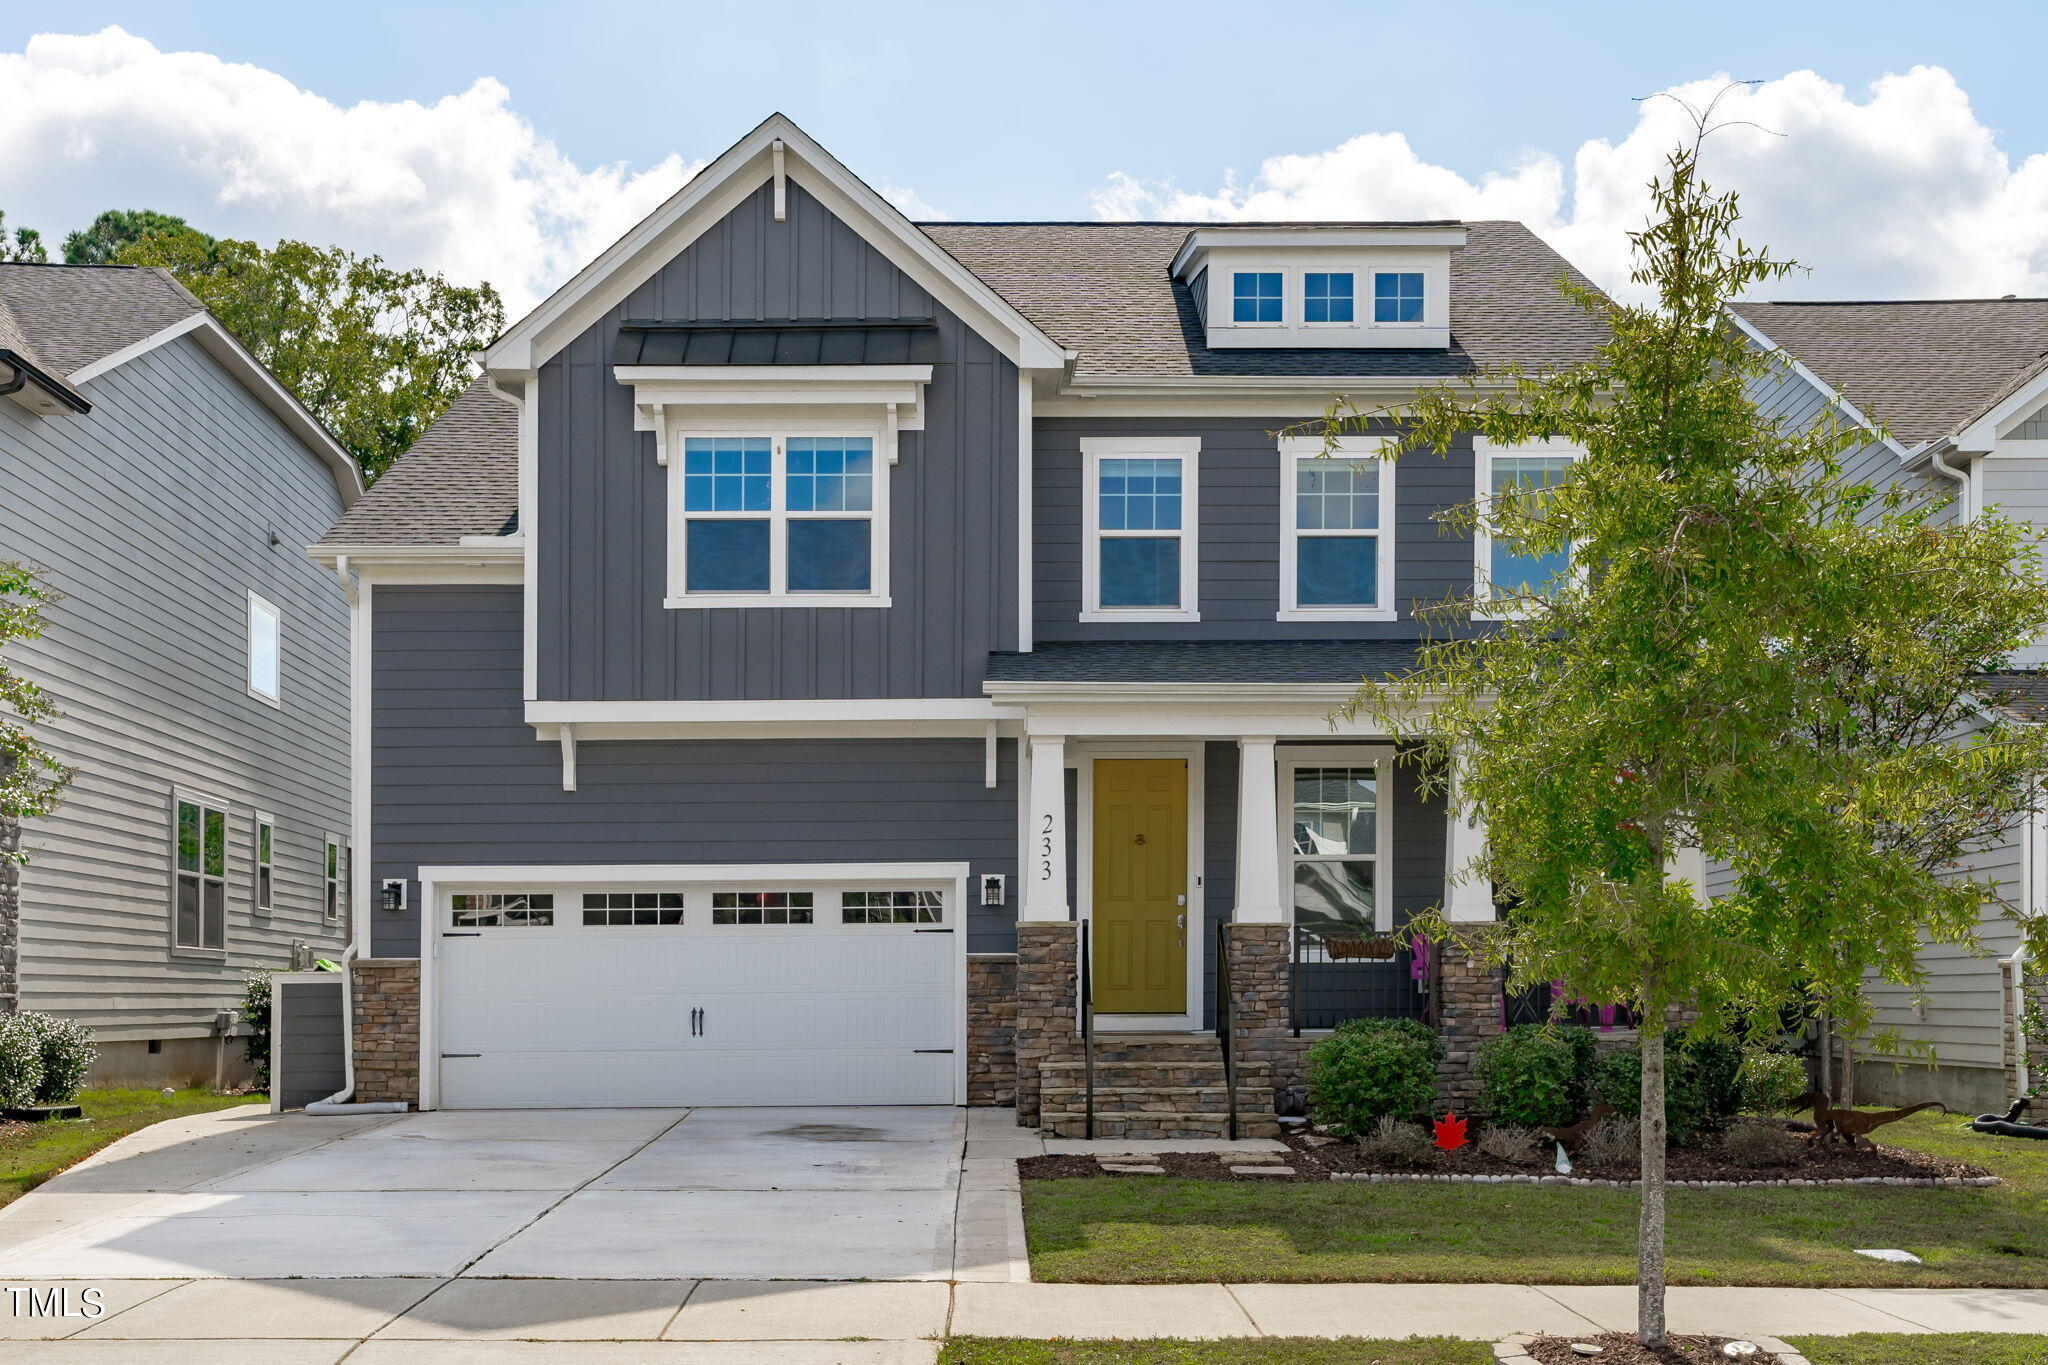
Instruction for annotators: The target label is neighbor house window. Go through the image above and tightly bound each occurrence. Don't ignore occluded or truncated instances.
[1477,442,1579,612]
[711,891,813,925]
[1283,752,1390,935]
[173,796,227,951]
[1374,272,1425,323]
[1232,271,1283,323]
[324,836,344,924]
[842,890,944,924]
[247,593,281,704]
[451,892,554,927]
[582,892,685,926]
[672,435,886,606]
[1081,437,1200,621]
[1304,273,1354,323]
[1278,438,1396,621]
[254,816,274,912]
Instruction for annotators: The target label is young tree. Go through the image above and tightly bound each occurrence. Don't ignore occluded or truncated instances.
[1,564,71,857]
[62,208,212,265]
[1311,137,2048,1347]
[0,212,47,264]
[118,232,503,482]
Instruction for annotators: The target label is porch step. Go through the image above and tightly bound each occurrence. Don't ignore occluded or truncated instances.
[1039,1059,1272,1089]
[1039,1109,1283,1140]
[1041,1084,1272,1115]
[1084,1035,1235,1064]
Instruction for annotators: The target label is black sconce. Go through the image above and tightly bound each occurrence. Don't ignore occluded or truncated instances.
[380,879,408,913]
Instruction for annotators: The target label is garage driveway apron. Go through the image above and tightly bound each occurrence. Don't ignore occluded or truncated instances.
[0,1104,964,1281]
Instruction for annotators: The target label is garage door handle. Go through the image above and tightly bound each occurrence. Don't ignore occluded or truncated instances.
[441,1053,481,1059]
[913,928,953,933]
[690,1007,704,1037]
[443,932,482,938]
[913,1048,954,1054]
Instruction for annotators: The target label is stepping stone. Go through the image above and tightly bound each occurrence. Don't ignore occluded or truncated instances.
[1228,1166,1296,1176]
[1100,1162,1167,1175]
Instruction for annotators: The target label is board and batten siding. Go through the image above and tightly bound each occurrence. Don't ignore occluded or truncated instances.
[373,585,1019,955]
[1033,418,1482,641]
[0,333,351,1042]
[535,180,1019,702]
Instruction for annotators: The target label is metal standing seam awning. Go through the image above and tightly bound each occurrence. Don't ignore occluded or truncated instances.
[611,317,941,368]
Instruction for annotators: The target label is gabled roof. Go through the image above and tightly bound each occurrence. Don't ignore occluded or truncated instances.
[1729,299,2048,449]
[315,376,515,548]
[0,262,362,505]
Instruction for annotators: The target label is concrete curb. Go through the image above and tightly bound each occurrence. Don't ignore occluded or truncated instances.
[1492,1332,1814,1364]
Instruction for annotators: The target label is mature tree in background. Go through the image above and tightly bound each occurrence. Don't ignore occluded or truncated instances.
[62,209,212,265]
[1311,133,2048,1348]
[1,564,71,856]
[119,231,503,482]
[0,213,47,264]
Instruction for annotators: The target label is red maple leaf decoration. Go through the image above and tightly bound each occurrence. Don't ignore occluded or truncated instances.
[1433,1113,1469,1151]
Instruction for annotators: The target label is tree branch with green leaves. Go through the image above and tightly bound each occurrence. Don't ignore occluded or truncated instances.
[0,564,72,859]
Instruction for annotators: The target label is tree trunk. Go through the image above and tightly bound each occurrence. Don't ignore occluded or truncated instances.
[1637,1024,1669,1349]
[1840,1024,1856,1108]
[1816,1014,1833,1098]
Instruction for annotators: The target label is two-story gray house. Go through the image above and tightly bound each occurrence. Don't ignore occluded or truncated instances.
[309,115,1607,1132]
[0,262,360,1087]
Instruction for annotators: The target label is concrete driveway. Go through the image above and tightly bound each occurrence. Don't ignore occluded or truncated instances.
[0,1104,969,1282]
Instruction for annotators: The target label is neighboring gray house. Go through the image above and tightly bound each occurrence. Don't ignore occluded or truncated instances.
[1731,299,2048,1112]
[308,114,1611,1130]
[0,262,361,1087]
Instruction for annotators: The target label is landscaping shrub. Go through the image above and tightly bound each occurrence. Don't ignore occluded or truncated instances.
[1476,1123,1541,1165]
[18,1012,94,1104]
[1475,1024,1596,1126]
[1581,1115,1641,1168]
[1306,1017,1443,1134]
[1354,1115,1433,1165]
[1590,1034,1745,1142]
[1739,1050,1810,1115]
[242,972,272,1089]
[1721,1119,1805,1168]
[0,1015,46,1109]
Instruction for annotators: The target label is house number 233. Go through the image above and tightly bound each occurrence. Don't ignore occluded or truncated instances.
[1039,814,1054,879]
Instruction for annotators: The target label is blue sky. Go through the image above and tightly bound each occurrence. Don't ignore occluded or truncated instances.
[3,5,2045,309]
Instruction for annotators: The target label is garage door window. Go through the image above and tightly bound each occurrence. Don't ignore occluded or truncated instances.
[842,890,943,924]
[452,892,554,927]
[582,892,685,926]
[711,891,813,924]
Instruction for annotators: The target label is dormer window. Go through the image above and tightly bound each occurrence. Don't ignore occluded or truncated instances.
[1232,272,1283,323]
[1374,272,1425,324]
[1305,273,1354,323]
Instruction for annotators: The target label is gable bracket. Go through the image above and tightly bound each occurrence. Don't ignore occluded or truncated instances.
[772,139,788,222]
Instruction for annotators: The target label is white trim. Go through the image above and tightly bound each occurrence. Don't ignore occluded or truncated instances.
[1277,436,1398,622]
[245,590,283,706]
[1080,436,1201,622]
[1002,685,1431,739]
[350,579,373,958]
[323,833,345,925]
[1957,364,2048,452]
[169,788,231,956]
[1472,437,1584,620]
[69,313,363,508]
[1235,738,1285,923]
[485,114,1066,375]
[1279,744,1397,934]
[1017,371,1035,653]
[253,811,275,914]
[1020,735,1069,922]
[1074,742,1205,1031]
[1170,226,1469,275]
[529,699,1019,725]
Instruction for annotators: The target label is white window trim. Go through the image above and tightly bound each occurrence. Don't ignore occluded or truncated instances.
[1278,745,1396,934]
[1229,271,1287,328]
[246,591,282,706]
[254,812,275,914]
[662,419,893,610]
[1473,437,1585,621]
[1301,271,1359,329]
[171,789,230,955]
[1370,270,1429,329]
[1080,436,1202,623]
[324,834,345,925]
[1277,436,1398,622]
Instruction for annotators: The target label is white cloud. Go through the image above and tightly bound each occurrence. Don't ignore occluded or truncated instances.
[1095,68,2048,302]
[0,27,704,314]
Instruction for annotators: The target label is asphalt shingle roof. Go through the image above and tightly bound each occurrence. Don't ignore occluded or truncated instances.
[0,262,203,378]
[1732,299,2048,448]
[983,640,1425,685]
[317,376,518,546]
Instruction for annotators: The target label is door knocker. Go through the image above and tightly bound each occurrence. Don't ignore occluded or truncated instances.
[1134,833,1147,845]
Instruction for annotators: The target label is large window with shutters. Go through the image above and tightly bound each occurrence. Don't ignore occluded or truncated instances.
[172,795,228,951]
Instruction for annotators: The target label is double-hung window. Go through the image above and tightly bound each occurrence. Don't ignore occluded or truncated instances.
[1476,439,1579,613]
[1278,437,1396,621]
[671,434,887,607]
[324,836,345,924]
[247,593,281,705]
[1283,750,1391,935]
[1232,271,1283,323]
[254,816,274,912]
[1081,437,1199,621]
[1304,272,1354,323]
[1374,272,1425,323]
[173,795,227,951]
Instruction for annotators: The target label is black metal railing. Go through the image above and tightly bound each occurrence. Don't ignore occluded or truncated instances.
[1503,975,1640,1031]
[1289,928,1432,1034]
[1078,919,1096,1139]
[1215,921,1239,1140]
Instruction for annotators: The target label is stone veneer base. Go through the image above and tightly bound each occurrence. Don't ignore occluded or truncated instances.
[351,957,421,1104]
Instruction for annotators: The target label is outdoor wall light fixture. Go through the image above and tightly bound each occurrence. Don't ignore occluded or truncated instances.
[380,878,408,913]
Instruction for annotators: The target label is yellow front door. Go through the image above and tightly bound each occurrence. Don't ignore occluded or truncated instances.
[1091,758,1189,1014]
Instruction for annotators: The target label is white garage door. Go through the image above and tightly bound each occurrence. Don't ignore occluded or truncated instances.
[433,874,960,1109]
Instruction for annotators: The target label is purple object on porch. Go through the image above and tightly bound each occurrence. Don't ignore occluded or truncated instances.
[1407,934,1431,984]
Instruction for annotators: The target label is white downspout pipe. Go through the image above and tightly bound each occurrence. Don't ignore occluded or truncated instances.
[303,946,406,1115]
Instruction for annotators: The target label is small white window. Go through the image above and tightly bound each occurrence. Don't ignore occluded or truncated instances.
[324,836,345,924]
[254,816,274,912]
[1475,439,1581,618]
[1278,437,1397,621]
[842,890,944,924]
[711,891,814,924]
[247,593,281,705]
[451,892,553,927]
[1081,437,1200,622]
[173,795,228,951]
[582,891,685,926]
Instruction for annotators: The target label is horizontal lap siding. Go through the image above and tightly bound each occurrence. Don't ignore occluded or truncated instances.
[276,977,346,1108]
[0,336,351,1040]
[1034,418,1479,641]
[538,181,1017,701]
[373,586,1018,955]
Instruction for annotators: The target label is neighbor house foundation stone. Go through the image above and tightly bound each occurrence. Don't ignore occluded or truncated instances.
[351,957,420,1104]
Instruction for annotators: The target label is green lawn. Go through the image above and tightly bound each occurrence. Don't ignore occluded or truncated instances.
[1788,1335,2048,1365]
[938,1340,1489,1365]
[1023,1112,2048,1286]
[0,1087,260,1207]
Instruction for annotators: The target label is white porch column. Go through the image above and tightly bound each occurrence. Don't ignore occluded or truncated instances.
[1020,735,1069,921]
[1443,749,1496,922]
[1234,736,1286,923]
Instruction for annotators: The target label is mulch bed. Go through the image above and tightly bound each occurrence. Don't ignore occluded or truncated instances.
[1520,1334,1782,1364]
[1018,1120,1991,1185]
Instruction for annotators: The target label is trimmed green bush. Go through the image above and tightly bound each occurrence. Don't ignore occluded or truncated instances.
[1738,1050,1810,1115]
[1591,1034,1745,1141]
[1306,1017,1444,1134]
[242,972,273,1089]
[1476,1024,1596,1126]
[18,1012,94,1104]
[0,1015,45,1109]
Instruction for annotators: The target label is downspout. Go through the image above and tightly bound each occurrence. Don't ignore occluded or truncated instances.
[1925,440,1971,513]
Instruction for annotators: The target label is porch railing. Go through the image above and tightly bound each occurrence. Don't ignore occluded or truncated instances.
[1215,921,1239,1140]
[1289,928,1432,1034]
[1503,976,1640,1031]
[1078,919,1096,1139]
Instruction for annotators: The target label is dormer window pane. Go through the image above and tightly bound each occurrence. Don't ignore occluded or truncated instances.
[1233,272,1283,323]
[1374,273,1425,323]
[1304,273,1354,323]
